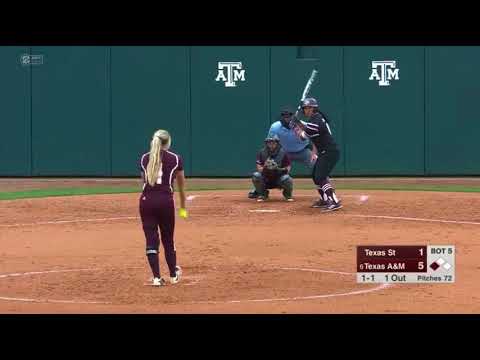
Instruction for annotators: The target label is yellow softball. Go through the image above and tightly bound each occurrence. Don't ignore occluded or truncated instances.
[178,208,188,219]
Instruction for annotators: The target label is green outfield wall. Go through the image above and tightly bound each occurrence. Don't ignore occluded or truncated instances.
[1,46,478,177]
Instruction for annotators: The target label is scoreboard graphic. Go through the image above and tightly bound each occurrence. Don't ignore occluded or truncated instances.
[356,245,455,283]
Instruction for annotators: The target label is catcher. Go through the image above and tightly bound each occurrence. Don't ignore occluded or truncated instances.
[252,135,294,202]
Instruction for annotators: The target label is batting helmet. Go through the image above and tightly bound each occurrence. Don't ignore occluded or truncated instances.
[301,97,319,108]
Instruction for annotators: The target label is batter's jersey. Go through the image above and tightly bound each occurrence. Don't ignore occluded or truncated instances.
[268,121,310,153]
[301,112,338,152]
[139,150,184,194]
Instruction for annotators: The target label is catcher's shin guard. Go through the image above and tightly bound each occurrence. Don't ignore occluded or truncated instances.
[279,174,293,198]
[252,172,267,196]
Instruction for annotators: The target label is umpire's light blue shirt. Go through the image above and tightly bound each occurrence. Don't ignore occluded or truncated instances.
[268,121,310,153]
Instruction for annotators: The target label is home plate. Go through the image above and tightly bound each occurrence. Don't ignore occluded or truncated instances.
[249,209,281,213]
[359,195,369,203]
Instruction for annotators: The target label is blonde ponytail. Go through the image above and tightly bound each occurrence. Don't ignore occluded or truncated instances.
[146,129,171,187]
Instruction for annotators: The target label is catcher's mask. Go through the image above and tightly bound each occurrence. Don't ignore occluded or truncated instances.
[265,134,280,144]
[265,135,280,153]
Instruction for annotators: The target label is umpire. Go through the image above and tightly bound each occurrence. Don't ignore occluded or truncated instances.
[248,106,316,199]
[268,106,316,168]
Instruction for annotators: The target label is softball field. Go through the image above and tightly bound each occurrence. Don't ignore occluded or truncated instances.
[1,178,479,314]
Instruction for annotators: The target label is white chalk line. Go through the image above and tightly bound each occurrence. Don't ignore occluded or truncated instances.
[4,210,479,228]
[188,194,366,198]
[0,296,109,305]
[182,275,204,286]
[0,268,112,305]
[348,214,480,226]
[0,192,364,228]
[190,193,480,226]
[210,284,392,304]
[0,268,102,279]
[280,267,353,276]
[0,267,392,306]
[188,193,480,226]
[144,275,204,287]
[191,267,392,305]
[0,216,139,228]
[0,268,205,304]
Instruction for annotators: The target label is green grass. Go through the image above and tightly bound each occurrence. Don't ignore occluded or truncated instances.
[0,187,139,200]
[1,183,480,200]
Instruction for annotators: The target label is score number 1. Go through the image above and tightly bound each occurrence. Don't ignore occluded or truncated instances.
[418,247,425,271]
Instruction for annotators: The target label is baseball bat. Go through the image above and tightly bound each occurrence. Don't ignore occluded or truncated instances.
[294,69,318,118]
[290,69,318,139]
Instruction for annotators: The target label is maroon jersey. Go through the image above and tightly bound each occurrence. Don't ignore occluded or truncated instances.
[256,147,290,182]
[140,150,184,194]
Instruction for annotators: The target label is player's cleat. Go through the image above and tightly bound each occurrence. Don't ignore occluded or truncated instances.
[256,190,269,202]
[311,199,328,208]
[282,189,293,202]
[151,277,167,286]
[248,190,259,199]
[322,201,343,212]
[170,266,182,284]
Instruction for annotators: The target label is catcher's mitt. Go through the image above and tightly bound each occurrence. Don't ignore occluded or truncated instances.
[264,158,278,171]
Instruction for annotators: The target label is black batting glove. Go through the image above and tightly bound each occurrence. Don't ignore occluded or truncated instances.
[288,115,300,129]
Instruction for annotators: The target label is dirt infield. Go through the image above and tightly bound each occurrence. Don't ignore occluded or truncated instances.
[1,179,480,313]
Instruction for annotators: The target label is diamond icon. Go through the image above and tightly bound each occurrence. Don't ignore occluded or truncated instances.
[444,263,452,270]
[430,262,440,271]
[437,258,446,266]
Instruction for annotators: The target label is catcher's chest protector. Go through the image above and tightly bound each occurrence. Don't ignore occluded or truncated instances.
[262,148,286,164]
